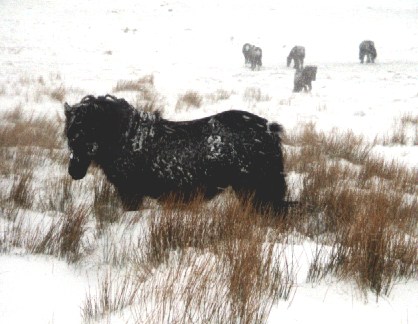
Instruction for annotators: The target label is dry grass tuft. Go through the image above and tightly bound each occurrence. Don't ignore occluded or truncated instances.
[0,114,63,149]
[93,177,123,230]
[58,206,91,262]
[123,193,294,323]
[49,85,67,102]
[41,176,74,212]
[83,269,141,321]
[1,206,90,262]
[206,89,233,103]
[113,75,154,92]
[243,87,271,102]
[175,90,203,111]
[10,171,33,209]
[113,75,165,113]
[284,123,374,167]
[285,123,418,297]
[381,113,418,146]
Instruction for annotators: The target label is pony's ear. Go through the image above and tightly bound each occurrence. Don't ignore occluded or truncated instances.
[64,102,71,117]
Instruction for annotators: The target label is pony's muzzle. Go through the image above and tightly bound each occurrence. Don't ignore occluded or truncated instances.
[68,155,90,180]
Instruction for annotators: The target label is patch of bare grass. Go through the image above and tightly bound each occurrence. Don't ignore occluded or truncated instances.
[206,89,233,103]
[175,90,203,111]
[1,206,90,262]
[381,113,418,146]
[127,193,293,323]
[113,75,165,112]
[113,75,154,92]
[40,176,74,212]
[285,123,418,297]
[24,207,90,262]
[360,156,417,194]
[93,177,123,230]
[49,85,67,102]
[10,171,33,209]
[243,87,271,102]
[0,84,6,96]
[0,114,63,149]
[284,123,374,167]
[83,269,141,322]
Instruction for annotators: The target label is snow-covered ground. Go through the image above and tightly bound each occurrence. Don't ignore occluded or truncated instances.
[0,0,417,323]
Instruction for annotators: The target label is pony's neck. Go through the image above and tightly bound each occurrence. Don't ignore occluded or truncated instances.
[93,100,136,144]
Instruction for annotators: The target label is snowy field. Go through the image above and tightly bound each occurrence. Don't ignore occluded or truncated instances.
[0,0,417,323]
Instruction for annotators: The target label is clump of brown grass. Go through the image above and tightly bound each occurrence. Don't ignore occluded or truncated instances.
[27,208,89,263]
[10,171,33,209]
[206,89,233,103]
[93,177,123,230]
[10,73,72,103]
[285,123,418,297]
[306,186,417,297]
[40,176,74,212]
[127,193,293,323]
[113,75,154,92]
[360,156,417,194]
[83,269,141,322]
[0,112,67,210]
[58,206,91,262]
[381,113,418,146]
[278,97,293,106]
[0,84,6,96]
[0,114,63,149]
[175,90,203,111]
[243,87,271,102]
[1,206,90,263]
[49,85,67,102]
[113,75,165,112]
[284,123,374,167]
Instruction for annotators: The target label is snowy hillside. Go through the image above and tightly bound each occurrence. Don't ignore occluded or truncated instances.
[0,0,417,323]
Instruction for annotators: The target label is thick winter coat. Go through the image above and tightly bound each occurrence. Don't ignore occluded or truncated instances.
[64,95,287,212]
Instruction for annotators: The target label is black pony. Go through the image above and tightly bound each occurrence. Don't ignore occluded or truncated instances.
[359,40,377,63]
[249,46,263,70]
[64,95,288,213]
[287,46,305,70]
[293,65,317,93]
[242,43,252,65]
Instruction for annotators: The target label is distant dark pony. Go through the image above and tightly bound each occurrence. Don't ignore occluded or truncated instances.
[64,95,288,213]
[293,65,317,93]
[359,40,377,63]
[287,46,305,70]
[249,46,263,70]
[242,43,252,65]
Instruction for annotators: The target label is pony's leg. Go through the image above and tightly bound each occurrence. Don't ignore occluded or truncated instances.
[118,191,144,211]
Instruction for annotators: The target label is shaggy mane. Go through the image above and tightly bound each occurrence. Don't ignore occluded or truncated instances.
[75,94,162,120]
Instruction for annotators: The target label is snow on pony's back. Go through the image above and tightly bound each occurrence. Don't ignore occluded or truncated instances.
[64,94,288,213]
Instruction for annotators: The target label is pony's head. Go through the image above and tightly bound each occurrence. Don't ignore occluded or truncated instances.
[64,97,100,180]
